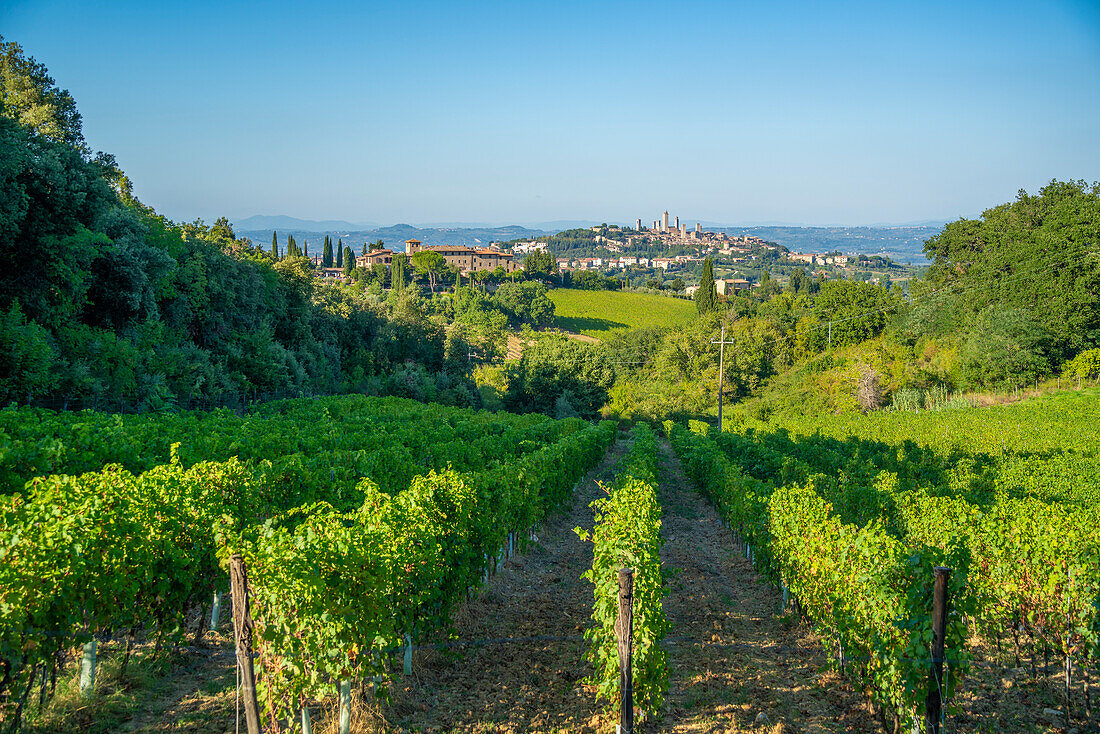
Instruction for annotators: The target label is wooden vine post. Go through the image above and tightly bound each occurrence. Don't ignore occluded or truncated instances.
[925,566,951,734]
[616,568,634,734]
[230,553,262,734]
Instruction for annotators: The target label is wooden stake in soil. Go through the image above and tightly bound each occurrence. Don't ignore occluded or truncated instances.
[616,568,635,734]
[230,553,262,734]
[925,566,951,734]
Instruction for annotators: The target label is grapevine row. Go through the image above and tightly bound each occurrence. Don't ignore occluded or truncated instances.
[0,395,568,495]
[713,424,1100,671]
[0,402,612,723]
[577,424,668,718]
[666,422,967,730]
[219,419,618,726]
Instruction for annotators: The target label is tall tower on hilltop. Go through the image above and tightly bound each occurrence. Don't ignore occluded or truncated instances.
[675,215,680,230]
[636,218,642,231]
[662,211,670,232]
[696,222,702,233]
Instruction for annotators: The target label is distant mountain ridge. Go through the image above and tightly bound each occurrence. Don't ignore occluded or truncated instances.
[236,215,941,262]
[234,215,380,232]
[237,222,552,251]
[716,225,942,264]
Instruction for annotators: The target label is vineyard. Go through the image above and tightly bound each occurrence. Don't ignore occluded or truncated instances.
[670,387,1100,731]
[3,389,1100,732]
[0,396,618,731]
[548,289,697,339]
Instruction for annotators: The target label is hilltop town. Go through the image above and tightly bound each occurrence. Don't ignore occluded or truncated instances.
[504,210,914,292]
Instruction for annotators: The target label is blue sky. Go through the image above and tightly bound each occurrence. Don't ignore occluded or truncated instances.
[4,0,1099,227]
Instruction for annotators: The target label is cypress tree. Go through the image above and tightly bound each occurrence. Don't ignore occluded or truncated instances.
[271,231,279,259]
[695,257,719,314]
[287,234,298,257]
[392,253,407,294]
[304,239,309,258]
[362,242,368,256]
[343,246,355,277]
[323,236,333,268]
[336,238,343,268]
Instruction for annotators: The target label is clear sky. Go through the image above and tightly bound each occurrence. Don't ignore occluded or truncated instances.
[4,0,1100,227]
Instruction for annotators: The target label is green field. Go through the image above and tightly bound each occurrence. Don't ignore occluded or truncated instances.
[548,288,697,338]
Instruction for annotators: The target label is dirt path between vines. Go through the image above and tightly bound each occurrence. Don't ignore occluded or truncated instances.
[107,435,884,734]
[371,436,630,733]
[655,438,880,734]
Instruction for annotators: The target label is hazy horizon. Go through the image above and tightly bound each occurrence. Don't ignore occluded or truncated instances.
[6,0,1099,226]
[231,214,951,232]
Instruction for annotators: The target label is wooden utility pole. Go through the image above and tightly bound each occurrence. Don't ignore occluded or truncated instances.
[230,554,262,734]
[712,323,736,432]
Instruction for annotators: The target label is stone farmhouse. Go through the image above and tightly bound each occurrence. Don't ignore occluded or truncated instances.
[404,239,521,274]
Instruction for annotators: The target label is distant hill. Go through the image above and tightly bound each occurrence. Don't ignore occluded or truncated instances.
[236,217,942,262]
[237,223,553,252]
[714,225,944,264]
[234,215,380,232]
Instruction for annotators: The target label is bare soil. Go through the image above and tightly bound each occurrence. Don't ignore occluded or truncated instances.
[370,435,631,733]
[653,438,877,734]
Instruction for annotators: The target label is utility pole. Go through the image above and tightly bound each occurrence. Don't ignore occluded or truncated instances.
[712,322,736,432]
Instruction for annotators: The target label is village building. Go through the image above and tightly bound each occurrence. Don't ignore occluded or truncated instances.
[356,249,394,268]
[715,278,752,296]
[404,239,521,274]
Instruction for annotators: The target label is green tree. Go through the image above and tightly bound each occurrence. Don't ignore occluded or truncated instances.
[0,37,84,147]
[411,250,445,293]
[788,268,809,294]
[342,245,355,277]
[1063,348,1100,379]
[391,253,408,294]
[921,180,1100,361]
[336,238,344,268]
[695,257,718,314]
[491,281,556,327]
[369,239,385,252]
[472,269,490,291]
[0,301,56,404]
[372,262,387,286]
[322,236,334,268]
[271,231,279,259]
[960,305,1052,389]
[811,280,899,350]
[504,335,615,418]
[523,249,556,279]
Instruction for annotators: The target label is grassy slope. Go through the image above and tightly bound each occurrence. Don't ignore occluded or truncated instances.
[762,383,1100,455]
[548,289,696,339]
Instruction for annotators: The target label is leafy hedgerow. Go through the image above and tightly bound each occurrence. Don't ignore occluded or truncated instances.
[0,398,617,728]
[577,424,669,717]
[666,419,1100,731]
